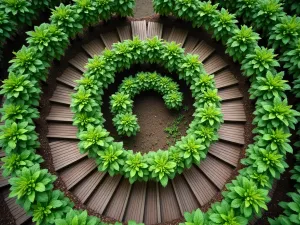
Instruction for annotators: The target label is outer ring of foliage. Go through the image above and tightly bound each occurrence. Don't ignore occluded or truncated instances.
[71,38,223,187]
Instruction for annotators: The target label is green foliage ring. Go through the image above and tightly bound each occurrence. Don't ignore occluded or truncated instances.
[71,37,223,187]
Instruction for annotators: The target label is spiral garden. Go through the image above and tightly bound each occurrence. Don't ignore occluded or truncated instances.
[0,0,300,225]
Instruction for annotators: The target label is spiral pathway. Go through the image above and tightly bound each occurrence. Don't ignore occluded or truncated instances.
[0,20,250,225]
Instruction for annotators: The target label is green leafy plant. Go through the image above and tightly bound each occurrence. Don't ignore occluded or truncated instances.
[194,1,218,30]
[162,41,184,72]
[194,103,223,128]
[9,164,56,211]
[113,113,140,137]
[110,93,133,114]
[163,91,183,110]
[153,0,174,16]
[282,39,300,79]
[173,0,198,21]
[179,54,203,83]
[1,0,34,25]
[71,86,98,113]
[180,209,208,225]
[0,11,16,44]
[226,25,260,62]
[55,209,100,225]
[124,151,149,183]
[190,73,215,94]
[0,102,39,123]
[234,0,258,23]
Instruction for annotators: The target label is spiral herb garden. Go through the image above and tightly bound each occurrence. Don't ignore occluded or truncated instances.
[0,0,300,224]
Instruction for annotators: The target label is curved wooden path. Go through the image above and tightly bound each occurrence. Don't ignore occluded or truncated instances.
[0,20,248,225]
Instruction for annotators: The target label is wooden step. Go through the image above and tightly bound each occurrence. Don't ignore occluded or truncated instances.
[199,155,233,190]
[131,21,147,40]
[147,22,163,38]
[46,104,74,122]
[86,175,122,214]
[72,170,106,203]
[218,123,245,145]
[192,41,215,62]
[183,166,217,206]
[49,140,86,170]
[209,141,241,167]
[183,35,199,54]
[221,100,246,122]
[203,54,228,74]
[159,183,181,222]
[218,85,243,101]
[100,31,120,49]
[162,26,172,41]
[69,52,89,73]
[47,123,77,139]
[144,182,161,224]
[124,182,147,222]
[117,25,132,41]
[56,67,82,88]
[172,175,199,213]
[215,69,238,89]
[105,179,131,221]
[83,39,105,57]
[168,27,188,47]
[49,84,74,105]
[5,196,30,225]
[59,158,97,189]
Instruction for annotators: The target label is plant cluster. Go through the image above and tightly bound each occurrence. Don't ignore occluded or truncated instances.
[71,37,223,187]
[111,72,184,136]
[0,0,135,224]
[153,0,298,224]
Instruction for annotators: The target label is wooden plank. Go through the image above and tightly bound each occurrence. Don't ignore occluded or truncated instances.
[5,197,30,225]
[192,41,215,62]
[199,155,233,190]
[83,39,105,57]
[183,166,217,206]
[218,85,243,101]
[117,25,132,41]
[59,158,96,189]
[172,175,199,213]
[147,22,163,38]
[203,54,228,74]
[168,27,188,47]
[47,123,77,139]
[221,100,246,122]
[105,179,132,221]
[215,69,238,89]
[49,84,74,105]
[49,140,86,170]
[144,182,161,224]
[209,141,241,167]
[159,182,181,222]
[131,21,147,40]
[69,52,89,73]
[86,175,122,214]
[124,182,147,222]
[218,123,245,145]
[100,31,120,49]
[72,170,106,203]
[162,26,172,41]
[57,67,82,88]
[183,35,199,54]
[46,103,74,122]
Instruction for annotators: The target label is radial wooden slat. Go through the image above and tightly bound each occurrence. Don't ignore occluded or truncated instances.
[49,140,86,170]
[5,196,30,225]
[56,67,82,88]
[183,35,199,54]
[203,54,228,74]
[147,22,163,38]
[124,182,147,222]
[83,39,105,57]
[86,175,122,214]
[47,123,77,139]
[105,179,132,221]
[199,155,233,190]
[159,182,181,222]
[192,40,215,62]
[72,170,106,203]
[144,182,161,224]
[49,84,74,105]
[209,141,241,167]
[46,103,74,122]
[218,123,245,145]
[183,166,217,206]
[0,151,5,157]
[172,175,199,213]
[100,31,120,49]
[215,69,238,89]
[221,100,246,122]
[0,174,9,188]
[162,26,172,40]
[69,52,89,73]
[117,25,132,41]
[131,21,147,40]
[218,85,243,101]
[59,158,97,189]
[168,27,188,47]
